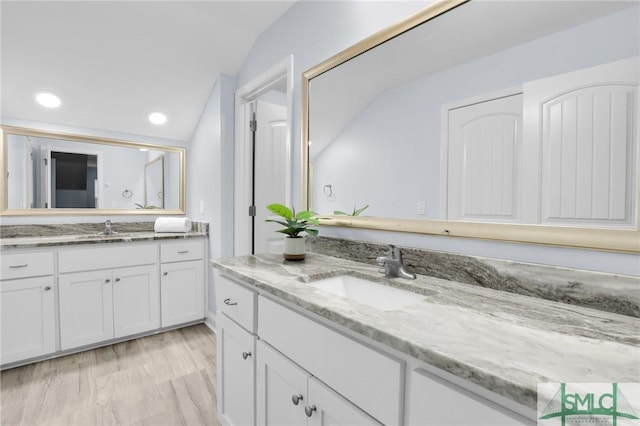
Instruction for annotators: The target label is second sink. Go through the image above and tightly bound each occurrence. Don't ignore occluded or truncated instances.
[308,275,426,311]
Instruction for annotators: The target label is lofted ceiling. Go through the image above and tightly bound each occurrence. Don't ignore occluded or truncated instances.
[0,0,295,142]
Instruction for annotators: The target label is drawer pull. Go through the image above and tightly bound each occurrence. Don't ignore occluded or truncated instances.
[304,405,317,417]
[291,394,304,406]
[224,298,237,306]
[9,264,28,269]
[242,351,252,360]
[44,286,52,291]
[177,250,189,254]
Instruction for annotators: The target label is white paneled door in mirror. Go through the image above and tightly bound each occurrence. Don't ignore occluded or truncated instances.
[523,57,638,229]
[446,93,522,223]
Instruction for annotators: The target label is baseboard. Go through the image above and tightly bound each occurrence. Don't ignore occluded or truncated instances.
[205,311,217,333]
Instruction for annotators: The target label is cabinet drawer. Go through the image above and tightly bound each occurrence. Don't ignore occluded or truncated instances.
[258,296,403,426]
[160,240,204,263]
[59,244,157,273]
[1,252,54,279]
[217,274,256,333]
[407,368,532,425]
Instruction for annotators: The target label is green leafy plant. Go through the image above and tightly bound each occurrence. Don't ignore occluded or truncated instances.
[266,203,320,237]
[334,204,369,216]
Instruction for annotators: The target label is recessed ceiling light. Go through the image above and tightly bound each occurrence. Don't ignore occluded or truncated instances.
[36,92,61,108]
[148,112,167,125]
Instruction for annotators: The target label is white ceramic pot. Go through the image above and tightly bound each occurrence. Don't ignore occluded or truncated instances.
[283,236,306,261]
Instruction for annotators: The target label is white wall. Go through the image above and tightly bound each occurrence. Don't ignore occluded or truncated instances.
[236,1,639,276]
[187,73,236,314]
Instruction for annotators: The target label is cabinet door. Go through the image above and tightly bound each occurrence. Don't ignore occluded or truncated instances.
[307,377,382,426]
[59,270,114,350]
[256,340,310,426]
[407,368,532,426]
[161,260,204,327]
[113,265,160,338]
[218,313,256,426]
[0,276,56,364]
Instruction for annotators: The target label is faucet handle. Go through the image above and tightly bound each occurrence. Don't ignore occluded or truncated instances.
[391,245,403,260]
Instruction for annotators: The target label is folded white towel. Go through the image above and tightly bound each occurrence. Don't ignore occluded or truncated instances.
[154,217,192,233]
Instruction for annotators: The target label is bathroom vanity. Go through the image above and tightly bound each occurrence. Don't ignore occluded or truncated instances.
[0,227,207,368]
[211,253,638,426]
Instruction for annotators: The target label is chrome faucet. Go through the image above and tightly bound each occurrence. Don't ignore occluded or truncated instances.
[103,220,113,235]
[376,245,416,279]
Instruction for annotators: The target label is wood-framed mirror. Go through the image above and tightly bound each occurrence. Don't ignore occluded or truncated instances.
[0,125,186,215]
[302,0,639,253]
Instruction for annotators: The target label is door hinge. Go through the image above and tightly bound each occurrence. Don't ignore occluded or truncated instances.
[249,119,257,132]
[43,158,48,166]
[248,205,256,216]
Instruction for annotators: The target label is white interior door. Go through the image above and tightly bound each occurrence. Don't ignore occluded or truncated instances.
[254,99,288,255]
[523,56,639,228]
[447,94,523,222]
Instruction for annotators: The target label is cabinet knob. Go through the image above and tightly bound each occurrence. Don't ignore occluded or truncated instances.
[291,394,304,406]
[224,298,238,306]
[242,351,252,360]
[44,286,52,291]
[304,405,317,417]
[163,272,168,276]
[105,279,111,283]
[115,278,121,282]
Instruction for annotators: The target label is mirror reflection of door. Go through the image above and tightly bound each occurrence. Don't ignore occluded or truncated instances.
[49,151,98,208]
[144,155,164,209]
[446,93,523,222]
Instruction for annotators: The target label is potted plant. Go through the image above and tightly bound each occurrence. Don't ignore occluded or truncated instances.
[265,203,319,261]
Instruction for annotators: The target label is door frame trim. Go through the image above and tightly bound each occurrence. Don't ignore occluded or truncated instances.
[234,55,294,256]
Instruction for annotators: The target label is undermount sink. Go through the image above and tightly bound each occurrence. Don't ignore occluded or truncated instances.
[308,275,427,311]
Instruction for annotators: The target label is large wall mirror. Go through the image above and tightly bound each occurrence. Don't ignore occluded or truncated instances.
[0,126,186,215]
[302,0,640,253]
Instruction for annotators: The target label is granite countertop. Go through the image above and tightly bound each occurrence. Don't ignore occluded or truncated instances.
[0,231,207,249]
[0,222,207,249]
[210,253,640,411]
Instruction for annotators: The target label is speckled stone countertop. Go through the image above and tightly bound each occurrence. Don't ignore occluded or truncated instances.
[0,231,207,249]
[0,222,208,249]
[210,253,640,411]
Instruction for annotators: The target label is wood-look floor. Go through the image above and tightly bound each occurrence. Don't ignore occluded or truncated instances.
[0,324,221,426]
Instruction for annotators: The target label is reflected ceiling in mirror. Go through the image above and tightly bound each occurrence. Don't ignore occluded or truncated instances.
[303,0,639,252]
[1,126,186,215]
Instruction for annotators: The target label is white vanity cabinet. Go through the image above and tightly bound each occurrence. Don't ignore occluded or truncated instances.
[216,273,399,426]
[58,244,160,350]
[160,240,206,327]
[258,295,403,426]
[0,251,56,364]
[257,340,382,426]
[215,270,536,426]
[216,273,257,426]
[218,312,256,426]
